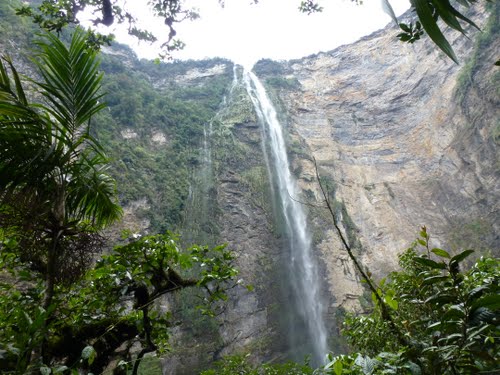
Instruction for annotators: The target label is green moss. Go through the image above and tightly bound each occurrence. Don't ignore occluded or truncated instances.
[91,54,234,234]
[454,4,499,104]
[240,166,273,213]
[266,76,301,90]
[253,59,286,76]
[492,119,500,145]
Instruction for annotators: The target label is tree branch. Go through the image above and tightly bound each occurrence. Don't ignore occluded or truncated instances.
[312,157,408,346]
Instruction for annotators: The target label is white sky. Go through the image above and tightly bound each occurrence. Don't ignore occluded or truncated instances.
[85,0,411,66]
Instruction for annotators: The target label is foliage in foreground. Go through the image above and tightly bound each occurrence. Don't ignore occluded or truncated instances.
[205,230,499,375]
[0,232,238,374]
[0,29,238,375]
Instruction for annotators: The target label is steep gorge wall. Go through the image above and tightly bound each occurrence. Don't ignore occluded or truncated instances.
[95,4,500,369]
[253,3,499,315]
[1,1,498,371]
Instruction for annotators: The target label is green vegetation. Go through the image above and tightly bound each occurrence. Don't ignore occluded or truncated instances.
[241,166,273,213]
[1,2,497,374]
[0,0,36,50]
[266,77,301,91]
[336,232,499,374]
[204,230,499,374]
[201,355,315,375]
[0,230,238,374]
[454,1,499,105]
[0,28,122,319]
[0,30,238,375]
[93,52,233,233]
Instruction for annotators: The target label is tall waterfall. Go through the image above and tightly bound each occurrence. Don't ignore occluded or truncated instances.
[243,69,328,365]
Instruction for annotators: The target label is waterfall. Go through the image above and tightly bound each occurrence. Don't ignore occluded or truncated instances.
[242,69,328,365]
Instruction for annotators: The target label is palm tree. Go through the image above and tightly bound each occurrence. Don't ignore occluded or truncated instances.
[0,28,122,354]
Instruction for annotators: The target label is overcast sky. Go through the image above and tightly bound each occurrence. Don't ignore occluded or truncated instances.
[85,0,411,66]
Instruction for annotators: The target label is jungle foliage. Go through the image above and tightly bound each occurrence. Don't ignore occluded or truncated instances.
[0,2,497,374]
[1,0,233,234]
[94,51,232,233]
[0,231,238,374]
[0,29,238,375]
[205,230,499,374]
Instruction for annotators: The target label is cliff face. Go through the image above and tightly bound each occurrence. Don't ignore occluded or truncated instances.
[127,5,499,370]
[249,4,499,315]
[2,2,497,372]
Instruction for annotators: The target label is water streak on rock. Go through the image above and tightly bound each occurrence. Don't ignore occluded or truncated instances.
[243,68,328,365]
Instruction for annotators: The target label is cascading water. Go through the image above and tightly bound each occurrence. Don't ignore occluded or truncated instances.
[184,66,242,245]
[242,68,328,365]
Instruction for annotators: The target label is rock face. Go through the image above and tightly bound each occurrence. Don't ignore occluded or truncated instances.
[3,2,497,372]
[156,5,500,371]
[249,4,499,317]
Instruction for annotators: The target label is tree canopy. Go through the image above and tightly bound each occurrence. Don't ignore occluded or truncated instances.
[201,231,499,374]
[15,0,484,62]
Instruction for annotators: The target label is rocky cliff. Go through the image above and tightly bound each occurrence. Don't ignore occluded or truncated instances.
[250,3,499,317]
[123,4,499,371]
[1,1,497,372]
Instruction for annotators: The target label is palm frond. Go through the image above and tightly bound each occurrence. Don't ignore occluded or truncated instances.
[1,29,121,230]
[33,29,106,135]
[66,153,122,228]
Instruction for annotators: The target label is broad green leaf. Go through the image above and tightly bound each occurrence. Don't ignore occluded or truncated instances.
[467,285,489,301]
[422,275,449,285]
[431,248,450,259]
[54,366,68,374]
[385,295,399,311]
[438,333,464,344]
[450,249,474,264]
[399,33,412,42]
[442,304,466,319]
[470,294,500,312]
[399,23,412,33]
[81,345,96,365]
[469,307,496,326]
[413,257,446,269]
[447,3,480,31]
[413,0,458,63]
[425,293,455,305]
[467,324,491,341]
[333,359,343,375]
[427,321,442,330]
[355,354,378,374]
[417,239,427,247]
[430,0,466,34]
[40,366,51,375]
